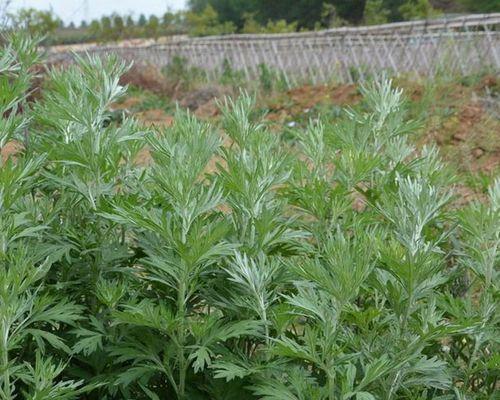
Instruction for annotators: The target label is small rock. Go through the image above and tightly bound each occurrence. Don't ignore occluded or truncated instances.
[179,86,225,111]
[194,99,219,119]
[472,147,484,159]
[135,110,174,127]
[1,141,23,162]
[452,132,467,142]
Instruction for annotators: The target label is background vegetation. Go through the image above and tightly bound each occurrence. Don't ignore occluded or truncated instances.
[2,0,499,45]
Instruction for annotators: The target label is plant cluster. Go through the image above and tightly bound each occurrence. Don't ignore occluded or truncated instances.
[0,35,498,399]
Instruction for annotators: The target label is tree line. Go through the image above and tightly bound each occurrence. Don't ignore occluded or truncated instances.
[189,0,498,29]
[3,0,499,45]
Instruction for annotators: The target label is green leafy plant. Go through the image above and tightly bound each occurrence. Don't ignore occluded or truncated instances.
[0,33,498,399]
[220,58,245,88]
[257,64,288,93]
[186,5,237,37]
[162,55,207,92]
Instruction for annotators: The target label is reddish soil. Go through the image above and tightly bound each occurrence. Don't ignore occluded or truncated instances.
[477,75,499,91]
[1,141,23,163]
[179,86,228,111]
[426,99,499,175]
[266,84,360,123]
[120,64,171,96]
[135,109,174,128]
[111,96,142,111]
[288,83,360,107]
[453,184,488,208]
[134,147,154,166]
[194,99,220,119]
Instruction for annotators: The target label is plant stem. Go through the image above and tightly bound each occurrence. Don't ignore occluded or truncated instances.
[1,325,11,400]
[177,279,187,400]
[327,370,335,400]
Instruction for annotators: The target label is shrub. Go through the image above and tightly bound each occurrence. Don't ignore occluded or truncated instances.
[363,0,390,25]
[219,58,245,88]
[257,63,288,93]
[162,55,207,92]
[0,34,498,399]
[399,0,440,21]
[186,5,237,37]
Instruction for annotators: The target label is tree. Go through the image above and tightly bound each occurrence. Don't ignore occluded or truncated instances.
[263,19,298,33]
[80,20,88,29]
[162,10,177,34]
[162,10,186,35]
[8,8,61,36]
[125,15,135,28]
[146,15,160,40]
[242,12,263,33]
[88,19,100,38]
[189,0,257,28]
[364,0,390,25]
[321,3,348,28]
[124,15,135,37]
[138,13,147,27]
[99,15,113,41]
[112,14,125,40]
[399,0,439,20]
[457,0,500,12]
[186,5,236,36]
[162,10,175,26]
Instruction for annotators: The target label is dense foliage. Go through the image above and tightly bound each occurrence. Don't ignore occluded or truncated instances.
[188,0,499,28]
[0,35,498,399]
[3,0,499,44]
[6,8,61,36]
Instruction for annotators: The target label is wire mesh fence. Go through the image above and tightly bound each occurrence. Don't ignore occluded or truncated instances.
[47,13,500,85]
